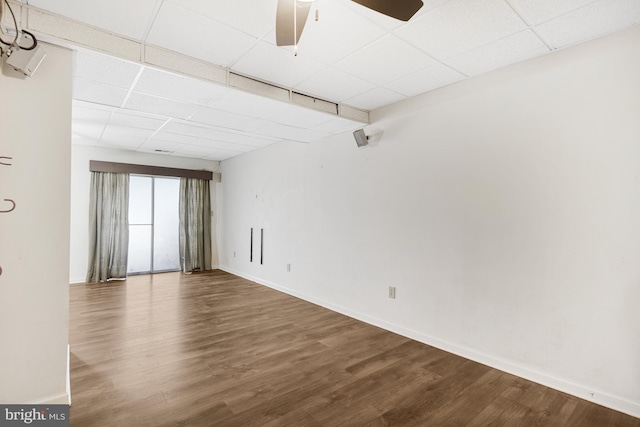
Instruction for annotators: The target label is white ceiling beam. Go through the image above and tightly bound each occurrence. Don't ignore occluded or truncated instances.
[144,45,227,86]
[26,8,142,62]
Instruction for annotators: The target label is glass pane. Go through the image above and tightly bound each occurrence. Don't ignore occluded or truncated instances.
[153,177,180,271]
[129,175,152,225]
[128,225,152,273]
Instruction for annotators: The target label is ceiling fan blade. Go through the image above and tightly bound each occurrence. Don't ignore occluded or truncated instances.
[351,0,423,21]
[276,0,313,47]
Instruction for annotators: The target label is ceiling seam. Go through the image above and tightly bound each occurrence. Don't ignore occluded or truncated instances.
[226,37,263,70]
[164,0,266,40]
[140,0,165,43]
[443,27,550,74]
[503,0,555,50]
[96,109,112,145]
[145,117,172,144]
[530,0,604,27]
[120,66,146,109]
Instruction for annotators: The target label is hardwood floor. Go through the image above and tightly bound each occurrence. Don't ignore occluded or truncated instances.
[69,270,639,426]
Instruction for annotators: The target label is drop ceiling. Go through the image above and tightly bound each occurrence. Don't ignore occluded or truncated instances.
[5,0,640,161]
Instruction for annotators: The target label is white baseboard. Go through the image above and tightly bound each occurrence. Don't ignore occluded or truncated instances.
[32,393,69,405]
[220,265,640,419]
[69,277,86,284]
[27,346,72,406]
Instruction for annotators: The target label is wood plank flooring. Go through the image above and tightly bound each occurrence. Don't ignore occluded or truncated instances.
[69,270,640,426]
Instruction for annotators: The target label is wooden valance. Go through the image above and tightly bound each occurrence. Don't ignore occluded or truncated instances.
[90,161,220,182]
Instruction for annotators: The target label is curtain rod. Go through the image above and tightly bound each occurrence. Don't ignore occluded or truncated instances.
[89,161,220,182]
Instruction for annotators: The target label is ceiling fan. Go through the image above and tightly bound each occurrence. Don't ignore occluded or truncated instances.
[276,0,424,49]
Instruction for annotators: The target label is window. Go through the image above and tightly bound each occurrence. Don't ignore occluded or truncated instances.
[127,175,180,274]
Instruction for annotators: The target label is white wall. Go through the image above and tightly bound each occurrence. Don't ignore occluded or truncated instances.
[220,26,640,417]
[70,145,220,283]
[0,43,72,404]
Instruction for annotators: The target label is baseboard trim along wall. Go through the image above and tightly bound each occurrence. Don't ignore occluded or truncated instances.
[32,393,70,405]
[220,266,640,420]
[70,267,221,285]
[29,346,71,405]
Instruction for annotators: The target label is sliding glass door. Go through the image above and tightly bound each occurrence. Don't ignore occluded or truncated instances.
[128,175,180,274]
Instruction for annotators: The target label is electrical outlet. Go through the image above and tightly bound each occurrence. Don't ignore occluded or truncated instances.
[388,286,396,299]
[287,263,291,272]
[233,251,236,258]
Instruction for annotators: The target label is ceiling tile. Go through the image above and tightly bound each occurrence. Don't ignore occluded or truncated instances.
[395,0,528,60]
[73,99,114,111]
[344,87,407,110]
[75,49,142,88]
[251,120,330,142]
[100,139,148,150]
[109,109,168,130]
[74,78,128,107]
[293,0,387,64]
[124,93,201,119]
[161,120,213,137]
[72,102,113,123]
[72,120,105,140]
[266,104,335,129]
[102,124,155,141]
[190,107,262,131]
[150,132,199,145]
[508,0,600,25]
[195,129,253,145]
[240,137,280,148]
[191,139,254,153]
[139,139,186,153]
[336,35,436,85]
[311,117,363,134]
[147,2,258,67]
[295,67,377,102]
[446,30,550,76]
[166,0,276,38]
[205,87,290,119]
[384,63,465,97]
[535,0,640,48]
[132,67,224,106]
[232,41,325,88]
[28,0,160,40]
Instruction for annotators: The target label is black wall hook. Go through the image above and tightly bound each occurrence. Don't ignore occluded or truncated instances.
[0,199,16,213]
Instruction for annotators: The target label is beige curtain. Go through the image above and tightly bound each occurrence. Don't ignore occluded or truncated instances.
[86,172,129,282]
[179,178,211,273]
